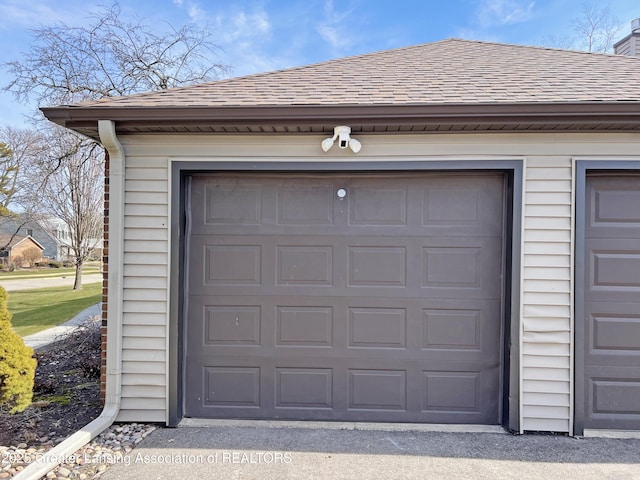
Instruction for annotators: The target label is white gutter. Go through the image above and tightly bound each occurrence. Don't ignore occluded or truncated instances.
[16,120,126,480]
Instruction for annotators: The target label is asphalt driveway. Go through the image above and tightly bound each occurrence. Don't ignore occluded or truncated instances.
[100,424,640,480]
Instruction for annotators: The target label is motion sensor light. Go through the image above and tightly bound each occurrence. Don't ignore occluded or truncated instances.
[321,126,361,153]
[321,137,335,152]
[348,137,361,153]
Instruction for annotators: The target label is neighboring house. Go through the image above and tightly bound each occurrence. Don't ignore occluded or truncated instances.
[0,216,101,262]
[614,18,640,56]
[42,34,640,436]
[43,217,103,262]
[42,217,73,260]
[0,215,72,260]
[0,234,44,266]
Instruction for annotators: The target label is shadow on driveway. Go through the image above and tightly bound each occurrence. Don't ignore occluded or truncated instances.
[100,425,640,480]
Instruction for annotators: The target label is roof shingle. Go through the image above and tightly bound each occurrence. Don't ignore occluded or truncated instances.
[41,39,640,138]
[74,38,640,108]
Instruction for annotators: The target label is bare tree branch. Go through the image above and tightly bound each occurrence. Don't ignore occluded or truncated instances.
[3,2,229,106]
[536,3,622,53]
[2,2,230,287]
[571,3,621,53]
[0,127,50,250]
[36,128,104,289]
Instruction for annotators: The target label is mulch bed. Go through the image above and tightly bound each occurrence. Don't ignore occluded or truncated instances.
[0,321,102,447]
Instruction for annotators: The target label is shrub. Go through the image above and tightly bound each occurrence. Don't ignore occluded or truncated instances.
[0,287,37,413]
[34,259,63,268]
[12,256,23,268]
[22,247,42,267]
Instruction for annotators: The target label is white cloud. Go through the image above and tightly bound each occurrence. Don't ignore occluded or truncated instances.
[316,24,342,48]
[187,3,206,23]
[0,0,89,28]
[215,9,271,44]
[453,27,504,43]
[476,0,536,27]
[200,7,277,77]
[170,0,208,23]
[315,0,355,51]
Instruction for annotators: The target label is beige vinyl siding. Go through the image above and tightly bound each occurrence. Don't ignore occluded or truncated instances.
[521,156,573,433]
[117,155,169,423]
[114,132,640,429]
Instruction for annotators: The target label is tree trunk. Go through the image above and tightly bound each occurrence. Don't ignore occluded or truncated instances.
[73,261,83,290]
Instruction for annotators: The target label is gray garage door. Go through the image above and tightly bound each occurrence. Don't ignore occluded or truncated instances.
[582,175,640,430]
[185,172,505,424]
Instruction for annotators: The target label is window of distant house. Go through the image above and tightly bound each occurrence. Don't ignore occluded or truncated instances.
[27,229,33,236]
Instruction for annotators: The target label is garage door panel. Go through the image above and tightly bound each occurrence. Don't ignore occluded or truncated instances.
[189,235,499,299]
[189,362,499,422]
[586,177,640,238]
[277,245,334,286]
[275,367,334,409]
[585,302,640,366]
[423,371,486,412]
[277,184,335,226]
[348,369,407,410]
[589,376,640,416]
[586,243,640,303]
[189,175,504,237]
[582,175,640,430]
[591,317,640,356]
[186,173,505,423]
[188,296,500,356]
[585,368,640,429]
[423,308,483,351]
[421,240,501,297]
[201,305,262,346]
[348,185,408,226]
[348,307,406,348]
[276,306,334,347]
[421,176,504,235]
[202,244,262,286]
[203,366,261,407]
[196,181,263,227]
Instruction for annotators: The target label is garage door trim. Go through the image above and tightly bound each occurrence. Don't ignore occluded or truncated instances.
[575,160,640,436]
[168,159,523,430]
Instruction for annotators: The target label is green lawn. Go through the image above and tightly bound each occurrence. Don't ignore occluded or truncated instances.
[0,265,101,280]
[8,283,102,336]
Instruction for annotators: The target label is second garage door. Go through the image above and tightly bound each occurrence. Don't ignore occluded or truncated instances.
[185,172,505,424]
[581,174,640,431]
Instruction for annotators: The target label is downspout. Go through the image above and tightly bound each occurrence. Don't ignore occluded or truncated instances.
[16,120,126,480]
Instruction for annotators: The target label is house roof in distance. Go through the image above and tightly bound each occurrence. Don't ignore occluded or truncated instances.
[41,38,640,138]
[0,234,44,250]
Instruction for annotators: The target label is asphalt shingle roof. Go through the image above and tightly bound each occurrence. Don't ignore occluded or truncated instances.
[42,38,640,138]
[76,38,640,108]
[0,234,41,249]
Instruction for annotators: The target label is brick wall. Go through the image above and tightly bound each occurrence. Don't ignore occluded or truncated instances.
[10,238,43,266]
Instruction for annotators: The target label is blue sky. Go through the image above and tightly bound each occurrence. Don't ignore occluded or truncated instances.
[0,0,637,127]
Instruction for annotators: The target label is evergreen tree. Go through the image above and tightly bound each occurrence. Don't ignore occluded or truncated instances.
[0,286,36,413]
[0,142,18,218]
